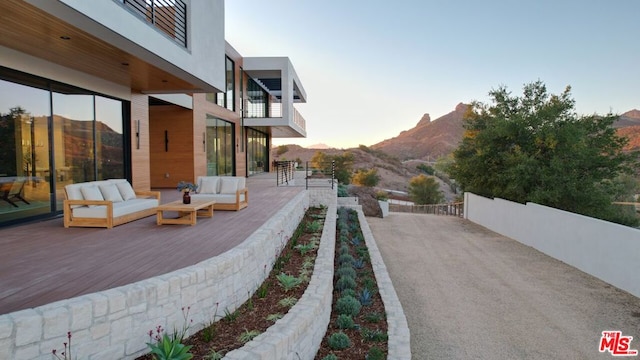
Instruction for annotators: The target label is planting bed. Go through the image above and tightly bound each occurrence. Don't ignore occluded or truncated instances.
[137,206,327,359]
[138,205,388,360]
[314,207,388,360]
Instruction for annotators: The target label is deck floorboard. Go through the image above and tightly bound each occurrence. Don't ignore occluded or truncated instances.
[0,175,305,315]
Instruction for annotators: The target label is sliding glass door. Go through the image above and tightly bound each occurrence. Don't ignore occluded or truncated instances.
[206,115,234,176]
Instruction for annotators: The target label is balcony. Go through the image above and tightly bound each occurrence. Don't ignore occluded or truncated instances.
[243,57,308,138]
[244,102,307,138]
[120,0,188,48]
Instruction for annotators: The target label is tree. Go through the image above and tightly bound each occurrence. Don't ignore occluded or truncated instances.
[408,174,444,205]
[310,151,354,184]
[352,168,380,187]
[450,80,638,226]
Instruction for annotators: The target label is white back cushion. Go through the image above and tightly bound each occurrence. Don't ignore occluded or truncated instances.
[115,181,137,201]
[219,178,239,194]
[80,185,104,207]
[199,177,219,194]
[99,183,124,202]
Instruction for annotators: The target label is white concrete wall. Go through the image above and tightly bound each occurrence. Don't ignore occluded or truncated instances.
[464,192,640,298]
[0,192,309,360]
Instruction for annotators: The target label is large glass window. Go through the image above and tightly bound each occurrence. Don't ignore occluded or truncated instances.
[0,68,127,226]
[247,128,268,175]
[0,80,51,224]
[206,115,234,176]
[211,56,235,111]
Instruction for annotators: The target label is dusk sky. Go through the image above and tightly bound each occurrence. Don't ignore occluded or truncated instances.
[225,1,640,149]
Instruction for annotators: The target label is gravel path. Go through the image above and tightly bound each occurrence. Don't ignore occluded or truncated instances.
[367,213,640,360]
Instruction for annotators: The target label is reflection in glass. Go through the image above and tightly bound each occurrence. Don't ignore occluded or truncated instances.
[206,115,234,176]
[96,97,124,180]
[0,79,52,223]
[247,128,268,175]
[0,70,128,226]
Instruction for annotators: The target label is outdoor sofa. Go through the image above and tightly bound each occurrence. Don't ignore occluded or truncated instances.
[190,176,248,211]
[63,179,160,228]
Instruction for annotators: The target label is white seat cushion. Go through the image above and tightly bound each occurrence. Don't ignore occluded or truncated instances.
[72,198,158,218]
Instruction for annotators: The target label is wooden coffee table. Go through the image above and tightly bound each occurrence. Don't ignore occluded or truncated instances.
[156,199,216,225]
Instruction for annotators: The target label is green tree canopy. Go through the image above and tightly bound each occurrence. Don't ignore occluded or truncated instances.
[408,174,444,205]
[310,151,354,184]
[352,168,380,187]
[450,80,638,225]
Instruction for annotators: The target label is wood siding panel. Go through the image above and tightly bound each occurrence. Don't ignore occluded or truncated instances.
[130,94,151,191]
[150,105,194,187]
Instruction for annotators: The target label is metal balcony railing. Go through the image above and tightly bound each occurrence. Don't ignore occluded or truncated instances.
[119,0,187,48]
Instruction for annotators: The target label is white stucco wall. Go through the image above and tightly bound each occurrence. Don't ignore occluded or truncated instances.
[464,192,640,298]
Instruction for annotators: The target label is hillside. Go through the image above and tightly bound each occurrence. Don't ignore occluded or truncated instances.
[273,107,640,200]
[370,103,468,161]
[272,144,421,192]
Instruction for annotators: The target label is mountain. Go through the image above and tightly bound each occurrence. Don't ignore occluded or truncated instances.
[613,109,640,128]
[370,103,468,161]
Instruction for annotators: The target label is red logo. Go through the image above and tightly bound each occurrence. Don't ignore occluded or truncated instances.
[600,331,638,356]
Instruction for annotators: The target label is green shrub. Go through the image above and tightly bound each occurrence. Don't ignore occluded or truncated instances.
[335,266,356,279]
[276,273,302,292]
[335,276,356,292]
[339,244,350,255]
[238,329,261,344]
[146,334,193,360]
[328,332,351,350]
[361,328,388,342]
[367,346,385,360]
[364,312,384,323]
[322,354,338,360]
[338,253,355,266]
[341,288,356,298]
[336,295,361,317]
[337,184,349,197]
[362,276,377,292]
[335,314,356,329]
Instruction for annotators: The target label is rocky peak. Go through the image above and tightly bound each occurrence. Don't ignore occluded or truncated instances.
[622,109,640,119]
[416,113,431,127]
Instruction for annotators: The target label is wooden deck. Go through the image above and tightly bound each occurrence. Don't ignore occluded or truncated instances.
[0,175,305,315]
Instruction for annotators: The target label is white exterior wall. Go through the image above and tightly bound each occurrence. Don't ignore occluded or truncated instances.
[27,0,226,91]
[464,192,640,298]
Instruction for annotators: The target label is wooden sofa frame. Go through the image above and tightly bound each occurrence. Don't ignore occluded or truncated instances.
[214,187,249,211]
[63,190,161,229]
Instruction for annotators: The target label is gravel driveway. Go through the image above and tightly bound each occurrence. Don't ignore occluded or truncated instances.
[367,213,640,360]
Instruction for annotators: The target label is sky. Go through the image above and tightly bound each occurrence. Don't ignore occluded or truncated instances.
[225,0,640,149]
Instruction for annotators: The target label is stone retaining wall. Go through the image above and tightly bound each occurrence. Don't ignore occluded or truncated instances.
[346,205,412,359]
[0,191,309,360]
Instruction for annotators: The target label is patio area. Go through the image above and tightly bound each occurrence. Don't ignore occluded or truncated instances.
[0,174,305,315]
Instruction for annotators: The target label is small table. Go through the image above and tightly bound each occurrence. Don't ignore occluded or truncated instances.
[156,199,216,225]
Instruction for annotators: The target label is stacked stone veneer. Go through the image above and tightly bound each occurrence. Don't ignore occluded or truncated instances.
[224,200,337,359]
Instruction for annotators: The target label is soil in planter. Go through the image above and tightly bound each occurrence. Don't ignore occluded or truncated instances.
[136,206,327,360]
[315,207,389,360]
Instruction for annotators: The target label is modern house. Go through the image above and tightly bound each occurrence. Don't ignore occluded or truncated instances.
[0,0,307,227]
